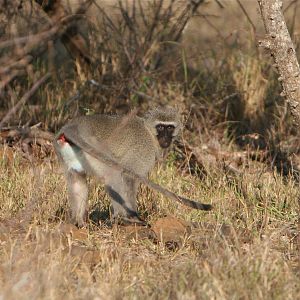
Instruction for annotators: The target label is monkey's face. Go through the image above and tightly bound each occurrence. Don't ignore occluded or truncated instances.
[156,124,176,149]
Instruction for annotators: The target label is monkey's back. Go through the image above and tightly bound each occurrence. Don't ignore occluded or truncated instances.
[61,114,159,176]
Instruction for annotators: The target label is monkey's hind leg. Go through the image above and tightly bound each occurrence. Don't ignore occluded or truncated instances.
[67,169,88,227]
[105,173,145,225]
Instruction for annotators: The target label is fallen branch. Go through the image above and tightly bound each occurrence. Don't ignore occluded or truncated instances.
[0,125,54,142]
[0,124,55,162]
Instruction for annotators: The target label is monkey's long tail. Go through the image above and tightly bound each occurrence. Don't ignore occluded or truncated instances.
[61,130,212,211]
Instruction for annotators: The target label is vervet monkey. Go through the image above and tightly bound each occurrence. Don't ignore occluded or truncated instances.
[54,107,212,226]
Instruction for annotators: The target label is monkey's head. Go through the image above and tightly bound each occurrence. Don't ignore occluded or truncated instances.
[145,107,182,149]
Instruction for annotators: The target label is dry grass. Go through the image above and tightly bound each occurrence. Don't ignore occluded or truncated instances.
[0,147,299,299]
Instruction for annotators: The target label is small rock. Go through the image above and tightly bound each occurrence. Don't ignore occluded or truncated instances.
[152,216,191,244]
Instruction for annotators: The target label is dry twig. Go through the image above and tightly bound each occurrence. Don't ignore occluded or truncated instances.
[0,73,51,129]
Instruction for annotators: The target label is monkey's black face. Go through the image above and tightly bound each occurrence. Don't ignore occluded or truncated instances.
[156,124,176,149]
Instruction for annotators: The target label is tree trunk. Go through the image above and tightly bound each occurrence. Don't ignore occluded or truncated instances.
[258,0,300,125]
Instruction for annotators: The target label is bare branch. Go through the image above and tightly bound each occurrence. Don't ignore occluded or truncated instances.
[236,0,256,32]
[0,73,51,129]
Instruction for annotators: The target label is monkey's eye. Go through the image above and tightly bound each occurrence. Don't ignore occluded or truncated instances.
[167,125,175,131]
[156,125,165,132]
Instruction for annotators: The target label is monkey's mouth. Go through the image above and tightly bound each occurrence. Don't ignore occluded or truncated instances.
[158,137,172,148]
[161,142,171,148]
